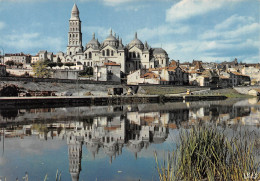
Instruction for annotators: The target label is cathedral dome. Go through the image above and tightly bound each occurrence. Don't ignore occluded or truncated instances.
[153,48,167,55]
[103,30,119,47]
[129,32,144,49]
[86,33,100,49]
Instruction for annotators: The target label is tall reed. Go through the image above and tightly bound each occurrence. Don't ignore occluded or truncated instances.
[155,126,260,181]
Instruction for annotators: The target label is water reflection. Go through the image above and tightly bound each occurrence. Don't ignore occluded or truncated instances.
[0,98,259,180]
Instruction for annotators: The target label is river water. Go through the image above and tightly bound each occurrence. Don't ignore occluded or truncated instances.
[0,98,259,181]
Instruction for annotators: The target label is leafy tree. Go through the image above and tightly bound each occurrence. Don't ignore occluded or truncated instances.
[15,62,23,68]
[79,67,93,76]
[64,62,75,69]
[5,60,15,66]
[32,60,51,78]
[47,62,57,69]
[57,57,61,63]
[43,59,51,65]
[57,62,63,68]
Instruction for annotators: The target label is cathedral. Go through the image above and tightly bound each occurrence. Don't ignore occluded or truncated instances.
[57,4,169,74]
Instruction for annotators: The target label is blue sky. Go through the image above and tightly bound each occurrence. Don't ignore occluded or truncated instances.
[0,0,259,63]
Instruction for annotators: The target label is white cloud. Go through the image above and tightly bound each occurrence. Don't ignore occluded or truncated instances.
[136,24,190,41]
[0,21,5,30]
[166,0,242,23]
[201,15,260,40]
[2,32,65,53]
[215,14,254,30]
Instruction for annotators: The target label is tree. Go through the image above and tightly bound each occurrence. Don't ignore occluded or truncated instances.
[47,62,57,69]
[79,67,93,76]
[64,62,75,69]
[5,60,15,67]
[15,62,23,68]
[32,60,51,78]
[57,62,63,69]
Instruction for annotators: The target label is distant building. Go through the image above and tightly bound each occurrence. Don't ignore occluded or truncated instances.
[38,50,53,61]
[94,61,121,82]
[4,52,31,65]
[127,61,188,85]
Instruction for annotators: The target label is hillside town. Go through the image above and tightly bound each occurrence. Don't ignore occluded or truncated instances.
[0,4,259,90]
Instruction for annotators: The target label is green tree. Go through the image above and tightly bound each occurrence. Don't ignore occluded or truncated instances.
[47,62,57,69]
[57,62,63,69]
[64,62,75,69]
[32,60,51,78]
[15,62,23,68]
[5,60,15,67]
[79,67,93,76]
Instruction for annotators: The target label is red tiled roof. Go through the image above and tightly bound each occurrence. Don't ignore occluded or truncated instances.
[141,72,160,79]
[104,62,120,66]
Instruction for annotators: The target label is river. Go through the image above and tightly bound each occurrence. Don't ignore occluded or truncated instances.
[0,98,259,181]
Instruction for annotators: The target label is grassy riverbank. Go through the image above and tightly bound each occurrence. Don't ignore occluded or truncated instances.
[155,126,260,181]
[142,86,254,98]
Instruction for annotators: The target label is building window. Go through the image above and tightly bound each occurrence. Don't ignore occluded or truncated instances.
[85,53,87,59]
[111,50,114,56]
[137,53,140,58]
[84,62,86,66]
[129,52,132,58]
[102,50,105,56]
[91,62,92,66]
[133,52,136,58]
[70,52,72,55]
[87,62,89,66]
[120,53,121,56]
[145,55,146,58]
[106,49,110,56]
[89,52,92,59]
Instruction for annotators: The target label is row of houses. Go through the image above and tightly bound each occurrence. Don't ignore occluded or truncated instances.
[127,60,253,87]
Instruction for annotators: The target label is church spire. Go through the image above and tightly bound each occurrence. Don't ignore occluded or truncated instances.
[135,32,137,39]
[71,4,79,20]
[92,32,95,40]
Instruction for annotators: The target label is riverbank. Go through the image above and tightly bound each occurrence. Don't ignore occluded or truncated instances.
[0,95,227,108]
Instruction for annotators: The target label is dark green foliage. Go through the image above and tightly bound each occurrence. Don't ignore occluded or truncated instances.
[57,62,63,68]
[0,84,20,97]
[64,62,75,69]
[47,62,57,69]
[79,67,93,76]
[5,60,15,66]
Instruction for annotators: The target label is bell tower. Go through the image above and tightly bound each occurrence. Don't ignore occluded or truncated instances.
[67,4,83,56]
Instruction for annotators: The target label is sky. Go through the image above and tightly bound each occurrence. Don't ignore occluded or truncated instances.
[0,0,259,63]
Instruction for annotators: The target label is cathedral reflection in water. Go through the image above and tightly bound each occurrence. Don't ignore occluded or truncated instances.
[0,101,259,181]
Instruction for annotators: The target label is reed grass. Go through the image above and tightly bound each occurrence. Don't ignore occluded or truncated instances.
[155,126,260,181]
